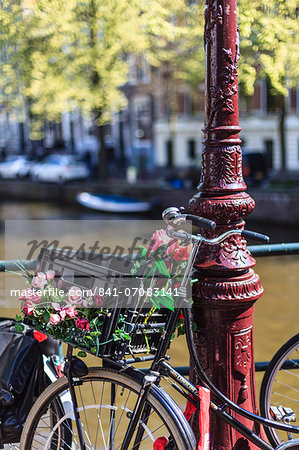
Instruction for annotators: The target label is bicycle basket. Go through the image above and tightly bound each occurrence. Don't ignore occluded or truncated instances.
[23,247,172,359]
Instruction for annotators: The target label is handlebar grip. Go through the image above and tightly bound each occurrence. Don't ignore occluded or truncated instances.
[185,214,216,230]
[241,230,270,243]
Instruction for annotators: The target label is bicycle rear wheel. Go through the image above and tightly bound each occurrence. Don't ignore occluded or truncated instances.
[260,334,299,446]
[20,367,196,449]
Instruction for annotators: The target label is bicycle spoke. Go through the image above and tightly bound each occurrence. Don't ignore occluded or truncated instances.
[107,383,119,450]
[272,391,299,403]
[115,390,132,436]
[78,384,93,445]
[91,380,101,449]
[279,369,299,378]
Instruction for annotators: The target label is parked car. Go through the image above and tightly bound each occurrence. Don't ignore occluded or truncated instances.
[242,152,268,186]
[0,155,35,179]
[31,154,89,183]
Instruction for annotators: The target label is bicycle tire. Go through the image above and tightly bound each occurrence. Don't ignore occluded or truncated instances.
[260,333,299,446]
[20,367,196,449]
[3,396,72,450]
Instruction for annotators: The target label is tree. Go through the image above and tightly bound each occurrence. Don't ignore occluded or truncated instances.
[0,0,50,149]
[0,0,187,177]
[238,0,299,179]
[168,0,299,178]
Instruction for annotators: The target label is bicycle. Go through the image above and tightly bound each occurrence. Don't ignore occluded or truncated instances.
[18,207,299,449]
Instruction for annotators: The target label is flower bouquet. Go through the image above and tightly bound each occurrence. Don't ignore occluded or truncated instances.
[17,229,193,357]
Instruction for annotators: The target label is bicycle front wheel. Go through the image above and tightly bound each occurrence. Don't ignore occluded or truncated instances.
[260,334,299,446]
[20,367,196,449]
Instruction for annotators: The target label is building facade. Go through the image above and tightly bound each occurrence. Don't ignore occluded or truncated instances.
[154,79,299,175]
[1,62,299,178]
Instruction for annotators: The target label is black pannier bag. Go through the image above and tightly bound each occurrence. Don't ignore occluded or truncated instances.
[0,318,59,446]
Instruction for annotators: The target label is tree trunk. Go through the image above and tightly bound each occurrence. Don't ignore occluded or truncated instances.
[94,114,107,180]
[118,113,126,165]
[70,119,75,153]
[278,95,287,181]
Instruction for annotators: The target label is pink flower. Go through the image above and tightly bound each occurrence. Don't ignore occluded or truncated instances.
[52,302,61,311]
[32,272,47,289]
[165,230,189,257]
[59,309,66,320]
[68,286,82,304]
[165,240,178,256]
[75,317,90,331]
[46,270,55,281]
[64,307,78,318]
[19,288,42,303]
[148,229,174,255]
[94,294,105,307]
[23,300,35,315]
[49,314,61,325]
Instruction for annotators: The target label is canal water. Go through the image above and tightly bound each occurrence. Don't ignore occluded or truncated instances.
[0,200,298,404]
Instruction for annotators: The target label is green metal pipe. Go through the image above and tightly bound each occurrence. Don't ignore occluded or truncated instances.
[140,360,299,375]
[0,243,298,273]
[248,242,299,256]
[0,259,37,272]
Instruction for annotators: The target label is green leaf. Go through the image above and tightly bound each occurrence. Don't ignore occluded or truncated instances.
[90,331,101,336]
[159,297,174,310]
[15,323,25,333]
[137,245,148,260]
[113,333,121,341]
[149,297,161,309]
[43,311,50,323]
[131,260,140,276]
[177,324,186,337]
[15,314,22,322]
[154,260,170,277]
[155,294,174,310]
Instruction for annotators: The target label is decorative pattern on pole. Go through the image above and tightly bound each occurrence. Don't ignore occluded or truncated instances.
[189,0,263,447]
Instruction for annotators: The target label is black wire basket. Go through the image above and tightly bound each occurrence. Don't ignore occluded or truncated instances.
[26,247,172,360]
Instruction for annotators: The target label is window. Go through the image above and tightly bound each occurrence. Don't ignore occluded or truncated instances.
[132,95,152,141]
[264,139,273,169]
[127,55,151,85]
[166,140,173,167]
[188,139,196,159]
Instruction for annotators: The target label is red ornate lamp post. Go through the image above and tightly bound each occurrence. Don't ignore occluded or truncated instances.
[189,0,263,447]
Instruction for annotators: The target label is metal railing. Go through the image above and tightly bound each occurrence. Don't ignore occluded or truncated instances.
[1,242,299,272]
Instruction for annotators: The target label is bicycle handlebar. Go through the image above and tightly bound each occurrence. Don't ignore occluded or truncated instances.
[162,207,270,245]
[241,229,270,243]
[162,207,216,230]
[184,213,216,230]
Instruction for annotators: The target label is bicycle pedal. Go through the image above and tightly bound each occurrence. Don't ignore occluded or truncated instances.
[270,406,296,422]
